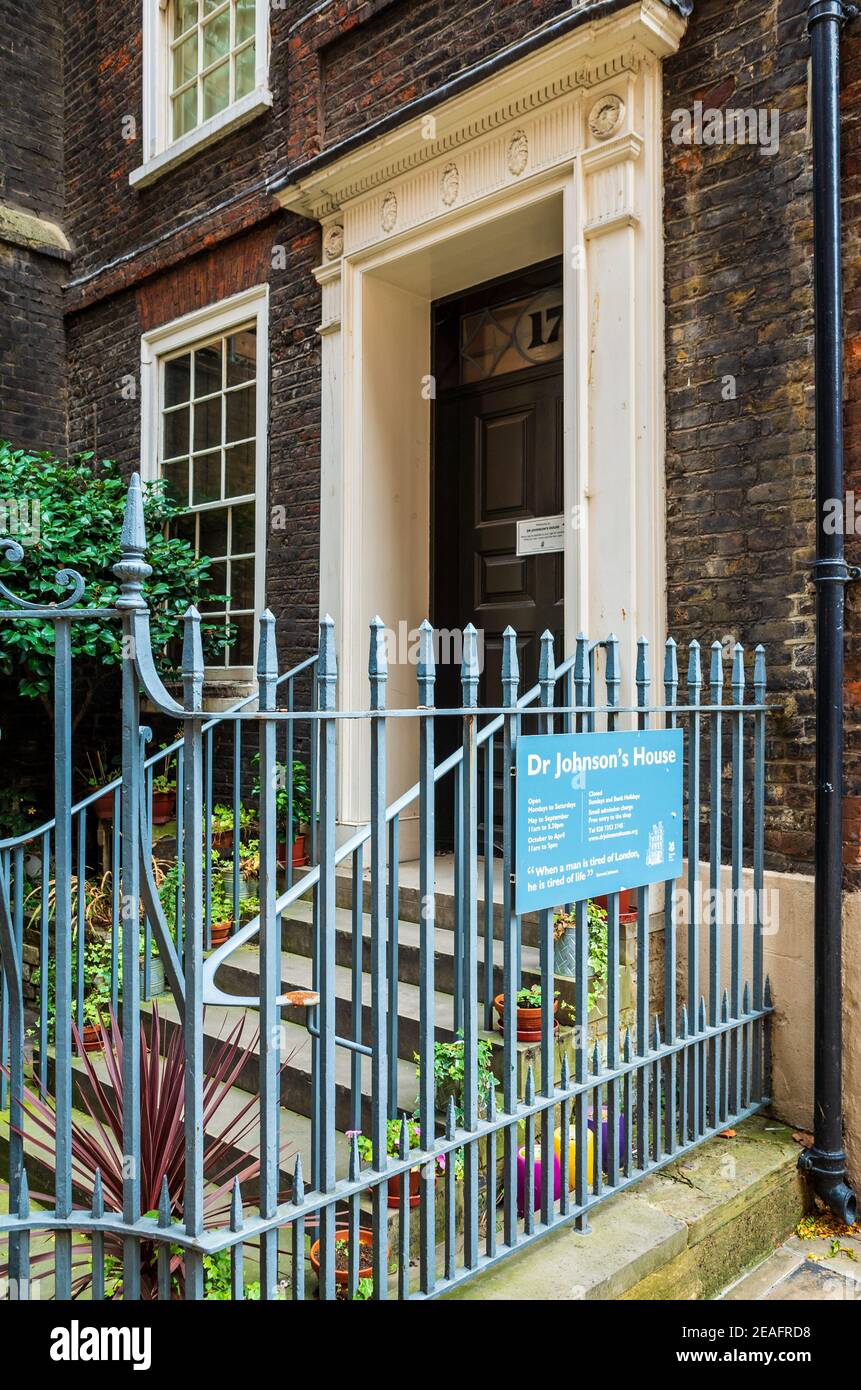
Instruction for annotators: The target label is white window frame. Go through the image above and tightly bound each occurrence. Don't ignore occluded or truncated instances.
[140,284,270,682]
[131,0,272,190]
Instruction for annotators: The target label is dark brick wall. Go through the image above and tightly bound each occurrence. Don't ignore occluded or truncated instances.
[0,2,67,453]
[662,0,826,877]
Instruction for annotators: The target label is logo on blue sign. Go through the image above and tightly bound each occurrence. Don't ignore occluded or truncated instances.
[515,729,684,915]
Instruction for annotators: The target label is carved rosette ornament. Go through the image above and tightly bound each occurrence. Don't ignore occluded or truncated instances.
[323,224,344,260]
[507,130,529,176]
[440,162,460,207]
[588,93,626,140]
[380,191,398,233]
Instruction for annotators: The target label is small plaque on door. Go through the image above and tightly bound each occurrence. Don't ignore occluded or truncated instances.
[516,514,565,556]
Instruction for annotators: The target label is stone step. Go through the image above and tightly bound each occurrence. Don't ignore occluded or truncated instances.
[274,897,544,1018]
[148,997,419,1133]
[441,1114,809,1302]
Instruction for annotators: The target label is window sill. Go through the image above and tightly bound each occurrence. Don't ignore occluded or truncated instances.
[130,88,273,190]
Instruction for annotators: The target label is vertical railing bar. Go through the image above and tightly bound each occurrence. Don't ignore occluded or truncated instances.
[387,815,399,1119]
[53,616,73,1300]
[453,760,463,1034]
[687,643,702,1143]
[368,618,388,1300]
[663,638,679,1156]
[573,635,591,1229]
[397,1119,410,1299]
[752,647,766,1100]
[110,804,120,1015]
[634,637,650,1173]
[75,811,86,1028]
[290,1156,305,1302]
[417,621,436,1295]
[605,635,621,1189]
[257,610,282,1300]
[174,745,185,968]
[708,642,724,1130]
[538,630,556,1226]
[39,830,51,1092]
[230,1178,245,1301]
[461,623,480,1269]
[350,845,363,1134]
[0,852,7,1116]
[347,1136,361,1301]
[730,644,745,1116]
[91,1169,105,1302]
[483,733,495,1029]
[501,627,520,1246]
[204,727,213,950]
[286,680,294,893]
[181,606,205,1302]
[141,749,152,1001]
[232,717,242,926]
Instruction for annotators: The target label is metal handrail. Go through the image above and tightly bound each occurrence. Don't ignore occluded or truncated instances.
[202,651,579,1003]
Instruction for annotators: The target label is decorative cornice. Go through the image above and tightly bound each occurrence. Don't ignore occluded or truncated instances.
[277,2,687,224]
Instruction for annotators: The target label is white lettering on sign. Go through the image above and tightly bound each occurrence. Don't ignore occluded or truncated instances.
[516,515,565,556]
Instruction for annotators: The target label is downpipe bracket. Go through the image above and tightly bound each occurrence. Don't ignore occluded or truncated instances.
[810,558,861,584]
[798,1146,859,1225]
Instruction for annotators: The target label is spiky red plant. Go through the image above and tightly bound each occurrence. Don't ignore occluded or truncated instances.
[7,1006,299,1298]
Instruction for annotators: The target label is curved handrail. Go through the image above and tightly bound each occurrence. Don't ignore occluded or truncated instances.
[0,652,319,852]
[203,651,579,1005]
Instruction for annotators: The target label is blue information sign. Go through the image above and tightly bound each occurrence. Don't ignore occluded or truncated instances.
[515,729,684,914]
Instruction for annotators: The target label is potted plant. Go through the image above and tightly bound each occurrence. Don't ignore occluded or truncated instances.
[310,1229,378,1297]
[493,983,559,1042]
[210,802,254,855]
[208,875,234,949]
[251,755,312,867]
[414,1035,497,1123]
[150,748,177,825]
[552,900,609,1008]
[83,751,117,821]
[349,1117,431,1208]
[220,838,260,901]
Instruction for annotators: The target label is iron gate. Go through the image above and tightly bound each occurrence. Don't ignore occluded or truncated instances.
[0,475,772,1300]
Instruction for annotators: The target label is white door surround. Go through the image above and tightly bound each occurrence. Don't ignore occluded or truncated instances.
[277,1,687,842]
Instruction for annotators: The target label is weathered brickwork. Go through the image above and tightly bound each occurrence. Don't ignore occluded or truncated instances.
[2,0,859,883]
[662,0,838,878]
[0,3,67,453]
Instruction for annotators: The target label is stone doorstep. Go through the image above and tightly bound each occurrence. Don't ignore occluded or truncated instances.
[442,1115,809,1301]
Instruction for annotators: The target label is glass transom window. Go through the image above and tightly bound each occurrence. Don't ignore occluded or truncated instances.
[171,0,257,141]
[160,325,258,668]
[460,286,563,383]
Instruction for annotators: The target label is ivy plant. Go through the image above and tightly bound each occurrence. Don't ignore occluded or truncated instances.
[0,445,230,721]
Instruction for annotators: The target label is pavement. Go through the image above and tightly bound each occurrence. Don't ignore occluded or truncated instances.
[722,1212,861,1301]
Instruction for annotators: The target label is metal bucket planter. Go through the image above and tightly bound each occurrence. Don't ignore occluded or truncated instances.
[140,955,165,998]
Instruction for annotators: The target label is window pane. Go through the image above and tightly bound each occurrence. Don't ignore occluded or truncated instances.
[202,60,230,120]
[228,556,254,609]
[204,0,224,13]
[163,406,190,460]
[231,501,256,553]
[192,451,221,505]
[194,341,222,397]
[236,0,256,44]
[174,0,198,39]
[235,41,255,99]
[205,560,228,601]
[165,353,191,405]
[173,33,198,90]
[163,458,189,507]
[172,86,197,139]
[230,614,254,666]
[194,396,222,452]
[226,329,256,387]
[202,9,230,66]
[226,385,254,443]
[170,511,197,547]
[198,507,228,559]
[225,441,255,496]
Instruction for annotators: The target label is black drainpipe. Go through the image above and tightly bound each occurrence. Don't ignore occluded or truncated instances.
[797,0,859,1224]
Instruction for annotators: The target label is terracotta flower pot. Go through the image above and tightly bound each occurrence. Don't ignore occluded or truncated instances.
[151,790,176,825]
[387,1167,422,1209]
[210,919,232,948]
[211,828,233,854]
[595,889,636,916]
[277,834,307,869]
[92,790,115,822]
[494,993,558,1043]
[310,1227,376,1293]
[79,1023,104,1053]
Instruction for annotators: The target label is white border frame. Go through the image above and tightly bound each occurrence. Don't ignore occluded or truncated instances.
[140,283,270,680]
[132,0,272,189]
